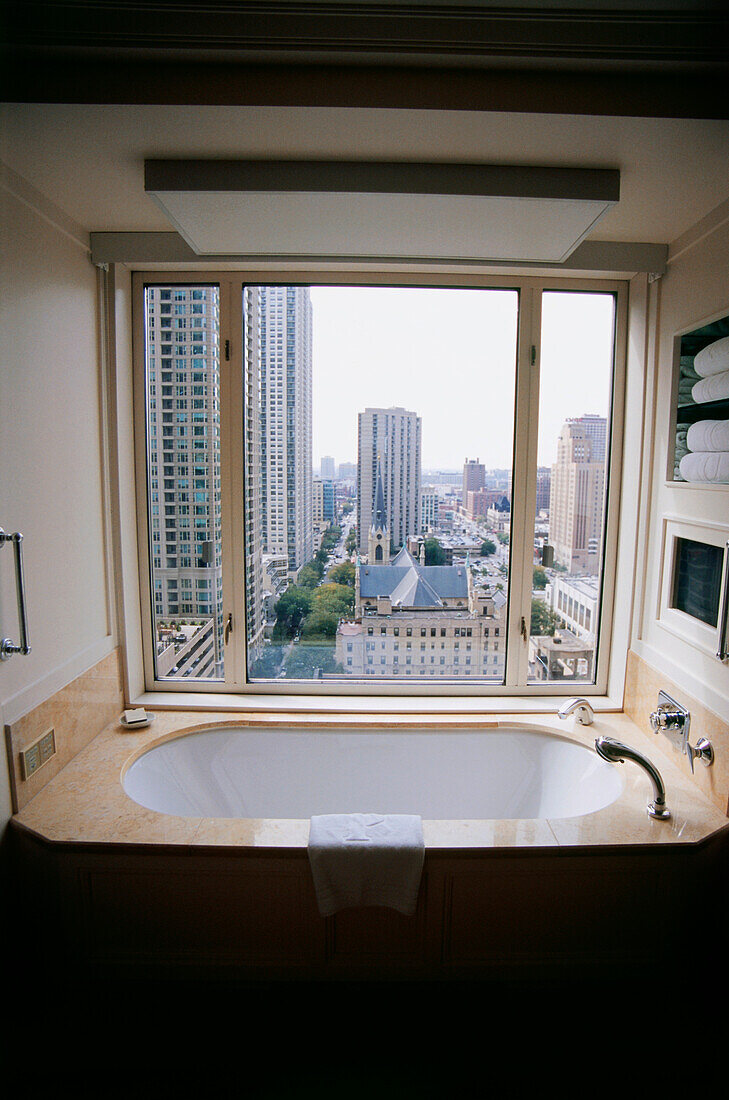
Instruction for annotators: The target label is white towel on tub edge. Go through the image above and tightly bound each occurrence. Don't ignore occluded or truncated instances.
[308,813,425,917]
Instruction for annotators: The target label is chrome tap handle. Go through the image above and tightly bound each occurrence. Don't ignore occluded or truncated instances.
[649,692,690,752]
[685,737,715,774]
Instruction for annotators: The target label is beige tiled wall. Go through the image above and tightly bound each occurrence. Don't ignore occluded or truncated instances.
[624,649,729,816]
[4,647,124,813]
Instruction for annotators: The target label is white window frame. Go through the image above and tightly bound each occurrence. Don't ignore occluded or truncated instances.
[131,269,628,701]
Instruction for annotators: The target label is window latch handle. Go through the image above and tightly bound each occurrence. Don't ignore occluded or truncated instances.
[520,616,528,642]
[225,612,233,644]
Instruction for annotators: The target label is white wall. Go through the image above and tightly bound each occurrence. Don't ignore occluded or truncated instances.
[632,211,729,722]
[0,185,114,826]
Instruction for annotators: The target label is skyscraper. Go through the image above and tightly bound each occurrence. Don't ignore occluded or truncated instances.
[243,286,265,656]
[259,286,313,576]
[145,284,224,676]
[549,416,606,574]
[357,407,422,555]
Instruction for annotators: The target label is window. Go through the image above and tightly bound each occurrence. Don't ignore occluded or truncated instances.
[135,275,625,695]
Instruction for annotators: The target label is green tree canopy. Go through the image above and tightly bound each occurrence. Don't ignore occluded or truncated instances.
[312,582,354,617]
[480,538,497,557]
[423,537,446,566]
[273,585,313,637]
[320,525,342,551]
[297,561,324,588]
[300,609,340,640]
[530,599,558,637]
[532,566,548,590]
[328,560,355,588]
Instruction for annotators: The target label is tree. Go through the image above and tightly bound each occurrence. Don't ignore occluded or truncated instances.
[297,561,324,588]
[480,538,497,557]
[423,537,446,565]
[273,585,312,638]
[312,582,354,617]
[530,599,558,637]
[329,560,355,588]
[532,566,548,590]
[300,609,340,640]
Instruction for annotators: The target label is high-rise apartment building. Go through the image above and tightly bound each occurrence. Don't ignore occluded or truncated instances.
[313,477,336,524]
[535,468,552,515]
[243,287,265,656]
[574,413,607,462]
[145,284,224,676]
[420,486,440,532]
[463,457,486,495]
[357,406,421,555]
[259,286,313,576]
[549,416,606,574]
[320,455,336,480]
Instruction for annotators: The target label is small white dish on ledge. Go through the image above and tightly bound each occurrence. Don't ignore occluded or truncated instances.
[120,709,156,730]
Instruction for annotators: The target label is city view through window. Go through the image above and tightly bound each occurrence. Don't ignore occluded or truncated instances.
[143,284,615,687]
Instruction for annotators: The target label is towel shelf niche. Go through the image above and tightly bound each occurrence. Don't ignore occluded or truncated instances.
[672,312,729,485]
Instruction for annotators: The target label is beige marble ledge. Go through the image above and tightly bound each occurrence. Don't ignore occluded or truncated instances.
[12,708,728,852]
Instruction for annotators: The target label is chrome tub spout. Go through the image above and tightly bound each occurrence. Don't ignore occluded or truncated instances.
[595,736,671,820]
[557,697,594,725]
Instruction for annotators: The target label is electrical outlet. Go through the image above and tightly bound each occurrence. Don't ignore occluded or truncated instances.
[20,728,56,780]
[38,728,56,764]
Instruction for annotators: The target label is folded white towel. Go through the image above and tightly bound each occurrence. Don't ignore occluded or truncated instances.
[692,370,729,404]
[679,451,729,483]
[308,813,425,917]
[694,335,729,378]
[679,359,700,381]
[687,419,729,453]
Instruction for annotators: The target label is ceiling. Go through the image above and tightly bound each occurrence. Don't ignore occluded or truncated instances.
[2,2,728,256]
[2,104,728,252]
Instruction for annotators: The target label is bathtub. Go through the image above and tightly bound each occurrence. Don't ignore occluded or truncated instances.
[12,712,727,983]
[122,725,624,821]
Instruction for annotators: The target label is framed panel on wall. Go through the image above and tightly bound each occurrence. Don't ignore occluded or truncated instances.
[658,516,729,661]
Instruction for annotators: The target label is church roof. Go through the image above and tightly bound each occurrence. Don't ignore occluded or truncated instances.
[358,557,469,607]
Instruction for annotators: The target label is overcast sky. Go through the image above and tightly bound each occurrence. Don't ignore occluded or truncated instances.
[310,285,614,470]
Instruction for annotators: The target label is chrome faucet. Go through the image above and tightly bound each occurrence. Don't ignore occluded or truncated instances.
[649,690,714,774]
[557,697,595,725]
[595,735,671,820]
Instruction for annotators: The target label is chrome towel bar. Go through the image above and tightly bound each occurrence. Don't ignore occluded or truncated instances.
[1,527,31,660]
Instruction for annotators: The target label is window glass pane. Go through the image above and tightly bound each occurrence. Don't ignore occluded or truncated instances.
[243,285,518,684]
[528,291,615,685]
[143,284,224,681]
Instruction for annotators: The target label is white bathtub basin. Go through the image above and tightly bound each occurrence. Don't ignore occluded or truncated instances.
[122,725,623,820]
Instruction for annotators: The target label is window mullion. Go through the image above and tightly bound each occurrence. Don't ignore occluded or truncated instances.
[505,283,542,687]
[219,278,247,687]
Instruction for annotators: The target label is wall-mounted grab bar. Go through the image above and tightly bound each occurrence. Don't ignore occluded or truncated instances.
[1,528,31,660]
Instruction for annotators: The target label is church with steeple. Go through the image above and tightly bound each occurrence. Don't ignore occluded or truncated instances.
[367,458,390,564]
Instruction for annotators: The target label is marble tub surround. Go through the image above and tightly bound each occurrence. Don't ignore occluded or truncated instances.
[13,709,727,852]
[624,649,729,815]
[5,648,124,813]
